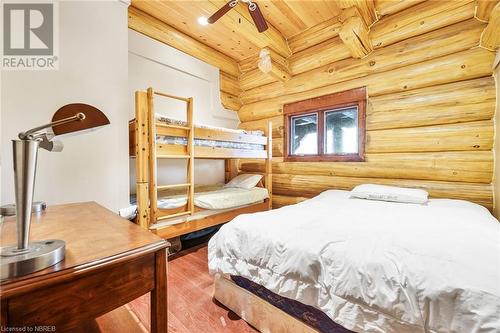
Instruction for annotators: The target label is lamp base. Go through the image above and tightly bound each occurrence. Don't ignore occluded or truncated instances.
[0,240,65,280]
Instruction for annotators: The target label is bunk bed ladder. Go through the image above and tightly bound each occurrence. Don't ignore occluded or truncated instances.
[265,121,273,210]
[147,88,195,223]
[186,96,195,217]
[134,91,150,230]
[147,88,159,223]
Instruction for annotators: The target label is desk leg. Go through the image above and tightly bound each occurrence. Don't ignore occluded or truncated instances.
[151,249,167,333]
[1,300,8,328]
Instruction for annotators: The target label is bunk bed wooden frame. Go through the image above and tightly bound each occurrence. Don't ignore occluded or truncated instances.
[129,88,272,239]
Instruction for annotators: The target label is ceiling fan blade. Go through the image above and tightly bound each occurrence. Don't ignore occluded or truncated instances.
[208,0,238,24]
[248,2,268,33]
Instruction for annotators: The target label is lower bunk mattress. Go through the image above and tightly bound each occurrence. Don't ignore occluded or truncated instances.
[124,185,269,220]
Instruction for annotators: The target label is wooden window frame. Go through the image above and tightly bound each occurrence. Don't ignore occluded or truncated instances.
[283,87,366,162]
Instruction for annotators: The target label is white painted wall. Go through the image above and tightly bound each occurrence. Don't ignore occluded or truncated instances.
[128,29,239,193]
[1,1,129,212]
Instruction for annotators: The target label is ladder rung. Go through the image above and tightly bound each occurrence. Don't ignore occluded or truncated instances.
[157,183,191,190]
[156,123,191,130]
[157,211,192,221]
[157,154,191,159]
[153,91,190,102]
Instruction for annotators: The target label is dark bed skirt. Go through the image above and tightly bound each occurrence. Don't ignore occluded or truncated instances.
[230,275,354,333]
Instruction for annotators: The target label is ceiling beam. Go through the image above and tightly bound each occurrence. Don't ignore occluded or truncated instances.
[480,2,500,50]
[287,17,343,54]
[289,0,468,56]
[371,0,475,49]
[476,0,500,21]
[375,0,426,17]
[338,7,373,58]
[207,0,291,58]
[337,0,378,26]
[240,0,475,91]
[287,1,377,54]
[289,37,351,75]
[128,6,240,77]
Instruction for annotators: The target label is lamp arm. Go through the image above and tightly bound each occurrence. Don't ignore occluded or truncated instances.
[19,112,86,140]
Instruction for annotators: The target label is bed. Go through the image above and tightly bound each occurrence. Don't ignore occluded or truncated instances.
[129,88,272,239]
[208,190,500,333]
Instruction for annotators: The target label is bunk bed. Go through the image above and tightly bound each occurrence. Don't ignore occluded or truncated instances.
[129,88,272,239]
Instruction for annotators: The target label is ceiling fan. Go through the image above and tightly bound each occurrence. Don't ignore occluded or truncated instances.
[207,0,269,33]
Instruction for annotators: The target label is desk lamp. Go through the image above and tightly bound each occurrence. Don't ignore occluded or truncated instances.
[0,103,110,280]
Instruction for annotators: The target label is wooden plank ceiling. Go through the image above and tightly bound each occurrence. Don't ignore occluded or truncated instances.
[130,0,427,62]
[131,0,345,60]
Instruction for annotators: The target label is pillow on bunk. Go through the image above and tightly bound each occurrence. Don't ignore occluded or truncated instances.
[225,174,262,190]
[350,184,429,204]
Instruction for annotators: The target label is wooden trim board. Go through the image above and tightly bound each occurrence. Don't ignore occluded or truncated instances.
[151,201,270,239]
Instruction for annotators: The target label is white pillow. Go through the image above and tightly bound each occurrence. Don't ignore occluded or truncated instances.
[225,174,262,190]
[350,184,429,204]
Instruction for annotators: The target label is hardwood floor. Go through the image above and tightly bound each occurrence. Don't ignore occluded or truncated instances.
[76,307,148,333]
[98,243,259,333]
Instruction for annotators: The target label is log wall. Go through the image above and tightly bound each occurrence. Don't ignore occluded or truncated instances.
[493,53,500,218]
[237,2,497,209]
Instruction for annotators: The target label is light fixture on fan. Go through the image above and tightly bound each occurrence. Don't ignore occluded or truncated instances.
[197,16,209,26]
[207,0,268,33]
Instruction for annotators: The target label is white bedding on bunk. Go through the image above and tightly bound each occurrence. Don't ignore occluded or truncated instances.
[208,190,500,333]
[136,185,268,210]
[194,186,268,209]
[155,114,264,136]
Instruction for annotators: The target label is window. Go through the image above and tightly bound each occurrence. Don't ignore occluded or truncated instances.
[324,107,358,154]
[290,113,318,155]
[284,87,366,162]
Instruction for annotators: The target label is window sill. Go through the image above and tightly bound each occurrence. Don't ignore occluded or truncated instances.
[283,154,365,162]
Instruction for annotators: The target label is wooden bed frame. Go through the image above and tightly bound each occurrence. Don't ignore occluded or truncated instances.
[129,88,272,239]
[214,274,321,333]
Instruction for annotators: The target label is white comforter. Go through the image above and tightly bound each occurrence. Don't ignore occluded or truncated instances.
[208,190,500,333]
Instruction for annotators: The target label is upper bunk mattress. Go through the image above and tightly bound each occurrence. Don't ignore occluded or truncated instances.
[208,190,500,333]
[156,115,264,136]
[156,115,265,151]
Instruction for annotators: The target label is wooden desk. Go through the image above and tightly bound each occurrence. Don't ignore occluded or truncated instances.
[0,202,169,332]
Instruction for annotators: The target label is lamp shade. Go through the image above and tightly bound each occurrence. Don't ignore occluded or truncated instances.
[51,103,110,136]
